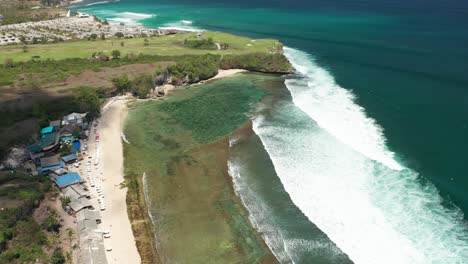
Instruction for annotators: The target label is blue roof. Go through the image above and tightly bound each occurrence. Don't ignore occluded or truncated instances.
[71,140,81,153]
[41,126,54,135]
[62,153,78,163]
[55,172,82,188]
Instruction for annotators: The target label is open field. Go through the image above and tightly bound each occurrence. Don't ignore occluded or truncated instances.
[0,32,281,63]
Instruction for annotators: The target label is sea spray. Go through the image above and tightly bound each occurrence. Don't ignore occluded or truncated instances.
[248,48,468,263]
[283,47,402,171]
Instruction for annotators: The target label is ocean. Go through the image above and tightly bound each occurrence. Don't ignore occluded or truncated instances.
[73,0,468,263]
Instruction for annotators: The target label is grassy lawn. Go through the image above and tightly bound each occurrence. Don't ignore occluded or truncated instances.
[0,32,280,63]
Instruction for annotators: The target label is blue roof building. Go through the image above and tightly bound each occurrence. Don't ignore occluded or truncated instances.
[41,126,54,138]
[62,153,78,163]
[38,155,64,174]
[54,172,82,188]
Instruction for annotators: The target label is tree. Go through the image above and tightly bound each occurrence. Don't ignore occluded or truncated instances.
[61,196,71,209]
[74,87,101,118]
[51,249,65,264]
[111,50,121,59]
[112,75,131,93]
[114,32,124,38]
[131,75,153,98]
[18,36,26,44]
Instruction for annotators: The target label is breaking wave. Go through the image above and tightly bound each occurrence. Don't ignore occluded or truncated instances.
[159,20,204,32]
[247,47,468,263]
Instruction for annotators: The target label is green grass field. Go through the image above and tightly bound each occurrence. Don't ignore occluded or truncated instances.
[0,32,280,63]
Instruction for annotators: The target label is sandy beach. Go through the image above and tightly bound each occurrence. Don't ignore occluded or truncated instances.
[211,69,247,80]
[95,97,141,264]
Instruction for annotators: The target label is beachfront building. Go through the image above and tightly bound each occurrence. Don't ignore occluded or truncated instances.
[40,126,55,138]
[62,112,86,128]
[63,184,90,201]
[26,132,60,159]
[62,153,78,164]
[77,209,101,224]
[53,172,83,189]
[38,155,64,174]
[49,120,61,130]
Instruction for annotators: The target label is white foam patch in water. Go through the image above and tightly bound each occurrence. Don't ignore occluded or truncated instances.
[159,20,204,32]
[228,157,295,263]
[283,47,402,171]
[85,1,111,7]
[121,12,154,19]
[250,48,468,263]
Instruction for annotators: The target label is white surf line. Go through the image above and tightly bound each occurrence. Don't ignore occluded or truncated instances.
[121,132,130,144]
[252,47,468,264]
[283,47,402,171]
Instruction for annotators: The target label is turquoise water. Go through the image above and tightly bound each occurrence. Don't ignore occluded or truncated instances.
[74,0,468,263]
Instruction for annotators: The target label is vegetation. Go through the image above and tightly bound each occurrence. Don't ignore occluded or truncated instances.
[167,54,220,84]
[111,50,121,59]
[0,173,64,263]
[184,37,217,50]
[0,32,283,63]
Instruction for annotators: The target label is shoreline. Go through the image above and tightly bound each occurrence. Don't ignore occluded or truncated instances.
[97,97,142,263]
[162,69,247,95]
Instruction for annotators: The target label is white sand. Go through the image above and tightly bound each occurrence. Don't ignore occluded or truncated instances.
[211,69,247,80]
[97,97,141,264]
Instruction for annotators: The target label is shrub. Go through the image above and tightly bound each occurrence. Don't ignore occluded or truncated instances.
[114,32,124,38]
[111,50,121,59]
[112,75,131,93]
[184,37,217,50]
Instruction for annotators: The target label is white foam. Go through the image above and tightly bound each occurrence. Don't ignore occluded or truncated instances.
[85,1,110,7]
[121,12,154,19]
[159,20,204,32]
[107,17,139,25]
[283,47,402,171]
[249,48,468,263]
